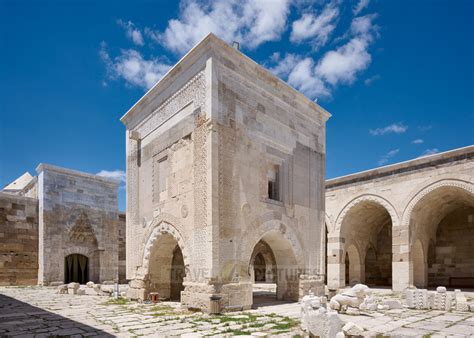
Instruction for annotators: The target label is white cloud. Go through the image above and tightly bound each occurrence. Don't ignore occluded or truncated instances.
[378,148,399,165]
[315,14,378,86]
[412,139,424,144]
[364,74,380,85]
[370,123,408,136]
[270,54,330,99]
[269,12,379,100]
[353,0,370,15]
[153,0,290,54]
[420,148,439,157]
[287,58,330,99]
[118,19,144,46]
[350,14,378,39]
[316,37,371,85]
[96,170,126,183]
[100,42,170,90]
[269,53,300,78]
[290,2,339,49]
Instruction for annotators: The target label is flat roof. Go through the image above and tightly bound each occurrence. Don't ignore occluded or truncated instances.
[326,145,474,189]
[36,163,121,186]
[120,33,330,126]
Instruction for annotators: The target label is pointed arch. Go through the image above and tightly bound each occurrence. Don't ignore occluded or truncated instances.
[141,219,190,272]
[401,179,474,227]
[335,194,399,233]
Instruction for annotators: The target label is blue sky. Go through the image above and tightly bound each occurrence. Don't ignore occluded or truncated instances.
[1,0,473,211]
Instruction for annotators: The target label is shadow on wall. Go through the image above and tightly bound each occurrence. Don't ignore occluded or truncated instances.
[0,293,113,336]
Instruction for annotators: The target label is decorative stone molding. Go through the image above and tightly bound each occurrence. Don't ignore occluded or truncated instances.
[63,246,94,258]
[68,213,98,246]
[136,71,206,139]
[141,217,190,273]
[401,178,474,227]
[334,194,399,234]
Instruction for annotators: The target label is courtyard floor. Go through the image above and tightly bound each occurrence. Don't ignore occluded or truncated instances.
[0,286,473,337]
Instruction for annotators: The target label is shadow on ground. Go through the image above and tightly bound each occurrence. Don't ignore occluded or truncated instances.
[252,291,295,309]
[0,293,113,336]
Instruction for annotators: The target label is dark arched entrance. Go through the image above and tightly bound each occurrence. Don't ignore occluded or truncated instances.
[65,254,89,284]
[170,245,185,301]
[254,253,267,282]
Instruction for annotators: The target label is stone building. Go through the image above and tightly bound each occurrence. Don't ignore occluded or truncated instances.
[122,33,329,311]
[0,164,126,285]
[325,146,474,292]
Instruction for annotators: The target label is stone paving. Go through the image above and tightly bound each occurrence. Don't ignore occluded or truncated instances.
[0,286,474,337]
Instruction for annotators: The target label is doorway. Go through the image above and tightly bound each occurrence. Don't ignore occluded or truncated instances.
[65,254,89,284]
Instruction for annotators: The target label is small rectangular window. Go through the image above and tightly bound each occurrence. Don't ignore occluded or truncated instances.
[267,165,280,201]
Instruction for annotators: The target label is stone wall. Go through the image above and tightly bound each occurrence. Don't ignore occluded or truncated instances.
[118,213,126,283]
[428,206,474,287]
[37,164,121,285]
[211,41,328,309]
[0,192,38,285]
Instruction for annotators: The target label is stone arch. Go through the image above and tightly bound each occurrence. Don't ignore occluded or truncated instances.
[65,212,99,283]
[64,246,95,258]
[141,219,190,272]
[329,194,396,289]
[335,194,399,233]
[250,240,277,283]
[401,178,474,227]
[403,178,474,288]
[243,220,304,302]
[139,218,190,301]
[242,219,305,270]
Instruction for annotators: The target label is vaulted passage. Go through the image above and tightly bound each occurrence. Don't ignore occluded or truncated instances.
[251,240,278,306]
[249,232,299,308]
[340,199,393,287]
[410,185,474,289]
[64,254,88,284]
[148,233,186,301]
[365,222,392,286]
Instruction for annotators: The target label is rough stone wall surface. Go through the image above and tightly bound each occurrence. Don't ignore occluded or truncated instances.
[428,207,474,287]
[37,164,120,285]
[213,46,327,307]
[0,192,38,285]
[325,147,474,291]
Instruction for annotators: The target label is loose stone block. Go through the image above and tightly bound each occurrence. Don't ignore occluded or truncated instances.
[343,322,365,336]
[406,289,430,310]
[382,299,403,309]
[454,289,469,312]
[433,288,452,311]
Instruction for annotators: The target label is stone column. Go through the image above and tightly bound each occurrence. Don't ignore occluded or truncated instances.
[327,234,345,289]
[392,224,411,291]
